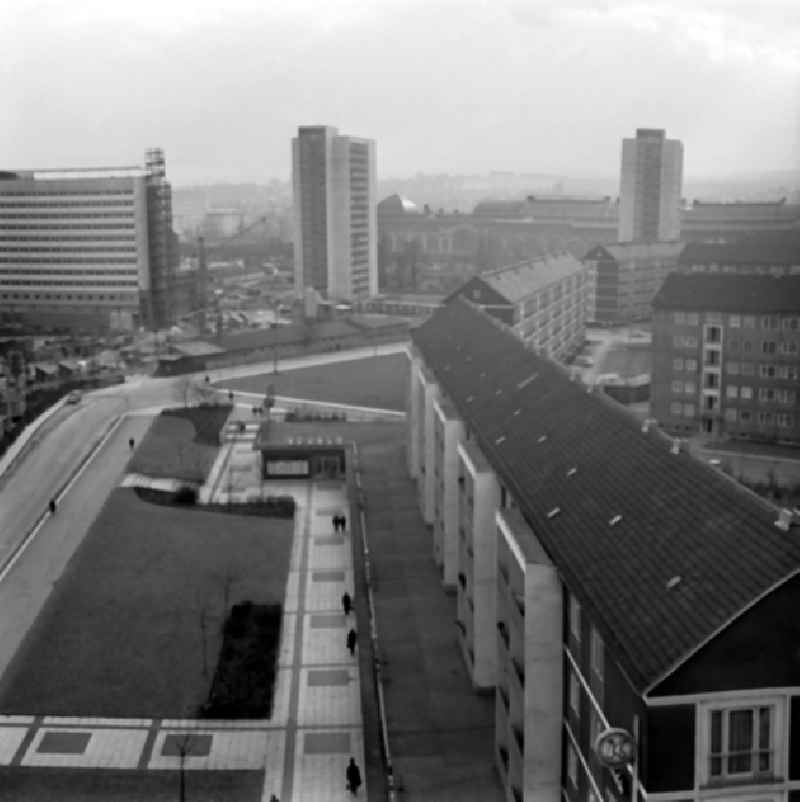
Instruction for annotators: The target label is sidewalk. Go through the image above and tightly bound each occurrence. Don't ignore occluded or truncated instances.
[354,425,503,802]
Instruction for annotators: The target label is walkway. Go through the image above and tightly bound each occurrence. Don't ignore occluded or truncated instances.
[0,476,365,801]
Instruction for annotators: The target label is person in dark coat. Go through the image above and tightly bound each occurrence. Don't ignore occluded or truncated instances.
[48,498,56,515]
[346,757,362,795]
[340,514,347,532]
[342,591,352,616]
[332,515,339,533]
[346,628,357,656]
[128,437,135,450]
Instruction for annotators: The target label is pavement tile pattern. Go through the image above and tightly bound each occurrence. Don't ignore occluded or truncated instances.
[0,475,366,801]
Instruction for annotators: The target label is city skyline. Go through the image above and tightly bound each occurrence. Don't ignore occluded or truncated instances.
[4,0,799,185]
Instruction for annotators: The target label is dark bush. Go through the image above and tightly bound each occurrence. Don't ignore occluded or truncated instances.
[173,485,197,505]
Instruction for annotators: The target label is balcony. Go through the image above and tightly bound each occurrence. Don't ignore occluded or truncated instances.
[458,572,467,589]
[498,745,509,773]
[511,786,523,802]
[512,725,524,755]
[498,685,510,710]
[511,658,525,687]
[497,621,510,649]
[512,592,525,618]
[455,619,466,636]
[498,562,510,585]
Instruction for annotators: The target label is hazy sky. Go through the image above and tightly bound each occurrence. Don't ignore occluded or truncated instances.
[3,0,799,185]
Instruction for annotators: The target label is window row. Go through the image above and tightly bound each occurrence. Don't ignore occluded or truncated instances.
[727,362,799,380]
[0,269,137,276]
[0,223,135,230]
[0,279,138,286]
[725,410,795,428]
[0,190,134,197]
[1,292,134,301]
[0,246,137,253]
[0,257,137,264]
[0,200,134,208]
[0,235,136,242]
[673,312,800,330]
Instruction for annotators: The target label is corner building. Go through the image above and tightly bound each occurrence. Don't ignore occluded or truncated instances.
[0,149,183,332]
[651,272,800,442]
[292,125,377,302]
[407,296,800,802]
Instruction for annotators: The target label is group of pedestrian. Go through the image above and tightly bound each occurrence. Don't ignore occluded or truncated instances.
[332,513,347,533]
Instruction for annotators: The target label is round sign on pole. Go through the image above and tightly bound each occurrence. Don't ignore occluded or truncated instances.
[593,728,636,768]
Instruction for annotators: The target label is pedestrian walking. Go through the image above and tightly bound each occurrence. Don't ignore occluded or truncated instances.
[332,514,338,533]
[128,437,135,450]
[346,757,362,796]
[342,591,352,616]
[346,628,357,656]
[48,498,56,515]
[340,514,347,532]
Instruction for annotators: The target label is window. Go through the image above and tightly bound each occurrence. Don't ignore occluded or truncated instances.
[743,341,752,353]
[759,411,774,425]
[591,628,604,680]
[569,669,580,717]
[705,326,722,343]
[685,359,698,372]
[779,340,798,355]
[671,380,683,394]
[759,388,776,403]
[670,402,683,415]
[569,595,581,642]
[760,364,777,379]
[705,350,721,365]
[740,386,753,400]
[776,389,796,405]
[781,316,799,330]
[724,409,738,423]
[741,362,754,376]
[726,362,739,375]
[729,315,741,328]
[777,366,799,380]
[567,743,578,786]
[726,385,738,400]
[762,341,776,354]
[673,311,686,324]
[709,706,773,780]
[684,380,696,394]
[672,357,684,371]
[761,316,779,330]
[683,403,695,418]
[742,316,756,328]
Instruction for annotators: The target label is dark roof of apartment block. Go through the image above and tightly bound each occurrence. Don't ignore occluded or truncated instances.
[411,298,800,693]
[679,239,800,266]
[653,273,800,314]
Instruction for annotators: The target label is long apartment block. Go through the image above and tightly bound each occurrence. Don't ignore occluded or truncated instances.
[407,296,800,802]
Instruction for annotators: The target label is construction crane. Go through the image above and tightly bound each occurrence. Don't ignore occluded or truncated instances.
[193,216,269,336]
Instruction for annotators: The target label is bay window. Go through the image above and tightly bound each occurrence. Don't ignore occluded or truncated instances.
[708,704,775,781]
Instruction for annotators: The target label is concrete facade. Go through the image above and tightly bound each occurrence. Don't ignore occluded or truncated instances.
[433,397,464,586]
[292,126,377,303]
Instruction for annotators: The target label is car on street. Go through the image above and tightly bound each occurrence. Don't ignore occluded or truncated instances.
[66,390,82,404]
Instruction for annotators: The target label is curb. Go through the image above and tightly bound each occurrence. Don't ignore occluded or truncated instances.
[0,398,68,484]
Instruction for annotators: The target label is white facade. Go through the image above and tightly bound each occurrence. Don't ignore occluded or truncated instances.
[292,126,377,302]
[618,128,683,243]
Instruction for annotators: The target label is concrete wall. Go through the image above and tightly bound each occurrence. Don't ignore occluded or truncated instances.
[440,413,464,587]
[407,351,422,478]
[421,370,439,524]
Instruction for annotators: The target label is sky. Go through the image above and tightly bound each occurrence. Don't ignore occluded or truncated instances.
[3,0,799,185]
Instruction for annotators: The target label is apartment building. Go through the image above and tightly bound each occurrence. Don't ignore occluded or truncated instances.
[678,239,800,276]
[292,125,378,302]
[618,128,683,243]
[651,273,800,443]
[0,148,186,332]
[583,241,685,324]
[448,254,588,360]
[408,296,800,802]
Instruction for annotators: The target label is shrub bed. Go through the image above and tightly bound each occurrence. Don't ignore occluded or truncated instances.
[134,487,295,518]
[164,404,232,445]
[201,602,282,719]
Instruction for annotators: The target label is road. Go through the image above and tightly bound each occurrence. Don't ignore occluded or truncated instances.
[0,342,410,584]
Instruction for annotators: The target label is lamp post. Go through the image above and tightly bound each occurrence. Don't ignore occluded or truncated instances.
[594,720,638,802]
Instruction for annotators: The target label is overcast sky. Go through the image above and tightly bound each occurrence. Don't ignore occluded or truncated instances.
[3,0,799,185]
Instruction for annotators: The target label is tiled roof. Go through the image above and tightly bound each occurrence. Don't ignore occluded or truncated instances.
[481,254,585,302]
[412,298,800,693]
[653,273,800,314]
[678,239,800,267]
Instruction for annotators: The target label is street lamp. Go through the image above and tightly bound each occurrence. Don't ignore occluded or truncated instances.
[594,717,639,802]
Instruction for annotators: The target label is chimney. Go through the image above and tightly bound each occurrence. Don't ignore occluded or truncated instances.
[775,508,795,532]
[670,438,681,455]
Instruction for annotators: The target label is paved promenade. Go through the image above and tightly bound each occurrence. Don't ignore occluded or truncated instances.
[0,474,366,801]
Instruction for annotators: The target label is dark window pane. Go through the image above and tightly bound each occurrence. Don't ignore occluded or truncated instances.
[759,707,770,749]
[710,710,722,754]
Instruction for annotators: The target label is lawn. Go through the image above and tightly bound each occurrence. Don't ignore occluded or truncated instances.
[126,405,232,482]
[220,353,410,411]
[0,488,292,718]
[598,344,652,378]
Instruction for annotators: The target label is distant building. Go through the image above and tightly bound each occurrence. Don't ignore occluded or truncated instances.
[682,199,800,242]
[201,208,243,241]
[448,254,588,360]
[292,125,377,302]
[0,149,191,332]
[583,241,685,324]
[678,237,800,275]
[618,128,683,243]
[651,272,800,442]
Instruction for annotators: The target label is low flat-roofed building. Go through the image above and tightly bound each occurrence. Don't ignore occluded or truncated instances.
[678,237,800,275]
